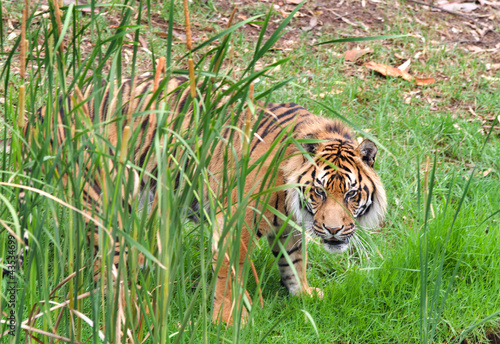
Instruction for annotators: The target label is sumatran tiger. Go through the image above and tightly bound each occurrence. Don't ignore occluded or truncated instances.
[14,75,387,324]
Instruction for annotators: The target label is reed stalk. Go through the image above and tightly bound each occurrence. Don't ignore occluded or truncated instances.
[183,0,196,98]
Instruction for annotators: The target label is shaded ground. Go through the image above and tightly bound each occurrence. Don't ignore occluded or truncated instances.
[461,331,500,344]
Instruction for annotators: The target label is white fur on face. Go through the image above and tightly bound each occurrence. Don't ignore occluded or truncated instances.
[323,242,349,253]
[317,169,327,186]
[357,179,387,229]
[286,188,314,230]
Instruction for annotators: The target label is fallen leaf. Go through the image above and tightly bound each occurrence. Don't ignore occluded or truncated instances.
[398,58,411,73]
[415,77,436,86]
[466,45,484,53]
[365,61,436,86]
[155,32,168,38]
[286,0,302,4]
[138,36,148,49]
[483,168,492,177]
[237,14,260,28]
[344,48,373,62]
[439,2,478,12]
[365,61,413,81]
[154,30,188,42]
[302,16,318,31]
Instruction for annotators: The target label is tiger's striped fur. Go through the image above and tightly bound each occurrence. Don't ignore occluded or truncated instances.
[19,75,387,324]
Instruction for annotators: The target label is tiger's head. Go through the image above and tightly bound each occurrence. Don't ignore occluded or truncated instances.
[284,119,387,254]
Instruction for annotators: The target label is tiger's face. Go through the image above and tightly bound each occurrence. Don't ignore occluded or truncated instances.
[285,135,387,254]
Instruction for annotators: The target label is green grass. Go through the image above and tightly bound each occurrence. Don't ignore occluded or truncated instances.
[1,0,499,343]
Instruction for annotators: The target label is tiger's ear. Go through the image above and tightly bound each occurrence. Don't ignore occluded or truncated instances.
[302,134,318,154]
[358,139,378,168]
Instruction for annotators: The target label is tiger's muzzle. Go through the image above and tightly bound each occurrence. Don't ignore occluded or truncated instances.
[322,224,344,237]
[321,225,355,253]
[323,236,350,246]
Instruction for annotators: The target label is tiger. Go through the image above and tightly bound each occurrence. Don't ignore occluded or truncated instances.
[13,74,387,324]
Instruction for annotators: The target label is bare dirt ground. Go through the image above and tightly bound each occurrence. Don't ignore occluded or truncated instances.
[216,0,500,49]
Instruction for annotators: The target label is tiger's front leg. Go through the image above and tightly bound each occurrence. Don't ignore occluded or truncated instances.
[212,213,252,324]
[268,231,323,298]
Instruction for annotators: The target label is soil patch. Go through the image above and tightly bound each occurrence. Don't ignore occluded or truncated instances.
[215,0,500,49]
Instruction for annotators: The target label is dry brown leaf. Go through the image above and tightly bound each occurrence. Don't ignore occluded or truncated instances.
[365,61,436,86]
[154,31,192,43]
[344,48,373,62]
[483,168,492,177]
[286,0,302,4]
[365,61,414,81]
[155,32,168,38]
[237,14,260,28]
[466,45,484,53]
[415,77,436,86]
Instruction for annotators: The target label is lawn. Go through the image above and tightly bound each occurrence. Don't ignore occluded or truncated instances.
[0,0,499,343]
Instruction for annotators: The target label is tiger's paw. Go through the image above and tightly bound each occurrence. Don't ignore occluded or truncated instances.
[212,297,249,325]
[302,286,324,299]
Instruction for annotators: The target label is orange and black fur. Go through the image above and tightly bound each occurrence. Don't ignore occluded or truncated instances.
[18,75,387,324]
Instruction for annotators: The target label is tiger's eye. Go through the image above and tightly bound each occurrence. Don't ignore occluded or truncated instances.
[346,190,357,198]
[315,188,326,198]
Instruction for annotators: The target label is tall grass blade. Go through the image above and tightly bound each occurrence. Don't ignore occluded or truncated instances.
[315,34,408,45]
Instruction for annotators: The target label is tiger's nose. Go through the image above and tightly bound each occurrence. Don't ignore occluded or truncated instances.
[323,224,344,236]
